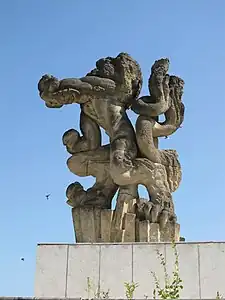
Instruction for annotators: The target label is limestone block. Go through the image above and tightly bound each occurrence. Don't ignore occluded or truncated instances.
[110,196,129,242]
[80,208,97,242]
[72,204,179,243]
[135,219,140,241]
[160,222,180,242]
[72,208,102,243]
[123,213,136,242]
[139,220,150,242]
[111,199,128,231]
[174,223,180,241]
[139,221,160,242]
[149,223,160,242]
[93,208,101,242]
[72,208,82,242]
[111,229,125,242]
[101,209,113,242]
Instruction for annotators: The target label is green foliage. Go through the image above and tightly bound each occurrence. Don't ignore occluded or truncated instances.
[151,241,183,299]
[86,276,92,299]
[87,243,223,299]
[86,276,110,299]
[216,291,223,299]
[124,281,139,299]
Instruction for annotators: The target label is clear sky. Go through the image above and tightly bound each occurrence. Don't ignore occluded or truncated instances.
[1,0,225,296]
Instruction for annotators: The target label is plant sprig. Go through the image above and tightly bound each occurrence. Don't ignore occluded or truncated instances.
[124,281,139,300]
[151,241,183,299]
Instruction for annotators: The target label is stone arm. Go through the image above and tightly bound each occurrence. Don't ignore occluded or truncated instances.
[59,76,117,97]
[131,58,171,117]
[152,76,185,138]
[129,58,185,138]
[38,74,117,108]
[38,52,143,110]
[62,110,101,154]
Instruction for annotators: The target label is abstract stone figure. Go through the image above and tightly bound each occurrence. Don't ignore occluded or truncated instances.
[38,52,185,243]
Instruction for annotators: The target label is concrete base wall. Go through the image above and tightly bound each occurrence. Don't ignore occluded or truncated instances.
[0,298,221,300]
[34,242,225,299]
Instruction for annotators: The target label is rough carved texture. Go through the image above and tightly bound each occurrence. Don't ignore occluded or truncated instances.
[38,52,185,242]
[72,199,180,243]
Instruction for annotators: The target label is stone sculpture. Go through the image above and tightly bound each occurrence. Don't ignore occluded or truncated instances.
[38,52,185,243]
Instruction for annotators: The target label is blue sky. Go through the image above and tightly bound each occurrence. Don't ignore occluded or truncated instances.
[1,0,225,296]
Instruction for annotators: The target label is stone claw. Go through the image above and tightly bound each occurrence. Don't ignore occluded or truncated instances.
[150,204,161,223]
[159,209,169,229]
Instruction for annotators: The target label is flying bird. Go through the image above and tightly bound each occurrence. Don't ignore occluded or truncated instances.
[21,257,25,261]
[46,194,51,200]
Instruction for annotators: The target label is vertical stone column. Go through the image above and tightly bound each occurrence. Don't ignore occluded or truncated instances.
[160,221,180,242]
[139,221,160,242]
[72,204,180,243]
[72,208,101,242]
[72,208,82,242]
[123,213,136,242]
[101,210,113,242]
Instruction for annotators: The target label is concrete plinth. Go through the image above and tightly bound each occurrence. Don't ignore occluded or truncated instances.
[0,297,221,300]
[35,242,225,299]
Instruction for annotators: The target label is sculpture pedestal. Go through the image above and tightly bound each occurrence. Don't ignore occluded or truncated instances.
[72,206,180,243]
[34,242,225,299]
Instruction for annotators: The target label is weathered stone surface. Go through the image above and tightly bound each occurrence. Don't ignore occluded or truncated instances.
[72,208,101,242]
[123,213,136,242]
[72,208,82,242]
[80,208,97,242]
[139,220,151,242]
[139,221,160,242]
[160,221,180,242]
[72,206,179,242]
[101,209,113,242]
[149,223,160,242]
[38,52,185,243]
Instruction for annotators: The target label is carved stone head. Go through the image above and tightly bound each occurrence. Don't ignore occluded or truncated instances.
[38,74,63,108]
[86,52,143,106]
